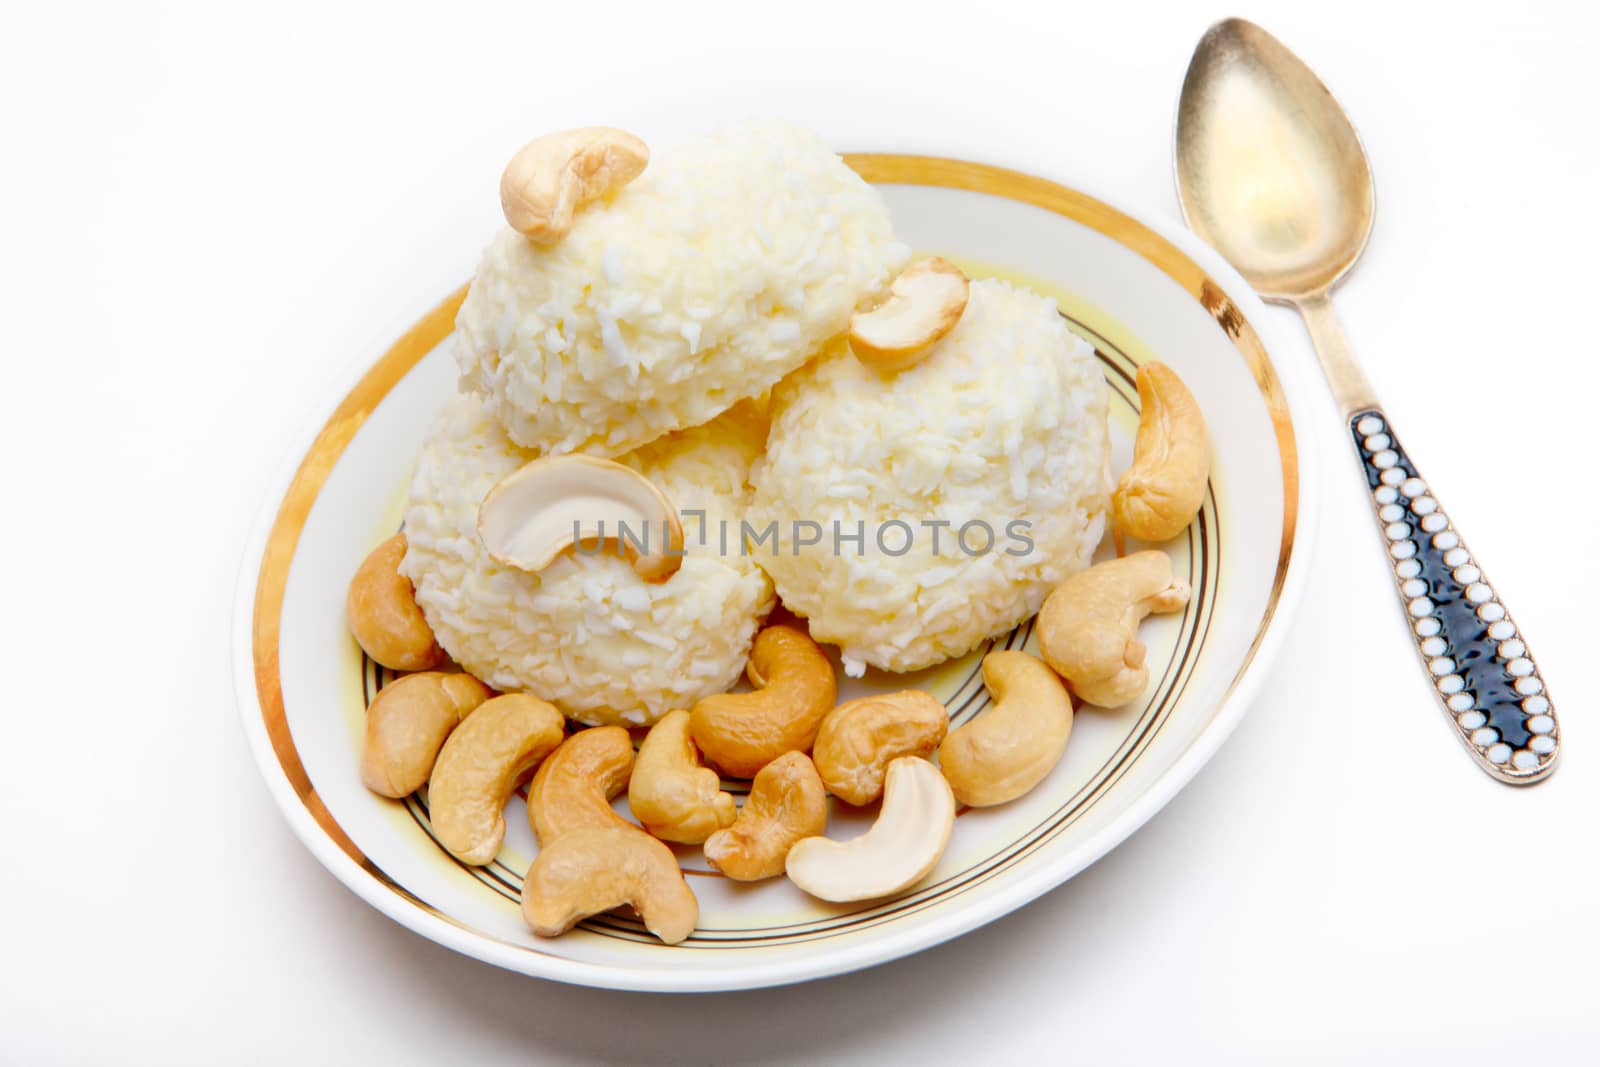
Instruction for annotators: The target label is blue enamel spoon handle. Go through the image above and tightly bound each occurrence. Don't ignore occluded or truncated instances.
[1350,409,1560,783]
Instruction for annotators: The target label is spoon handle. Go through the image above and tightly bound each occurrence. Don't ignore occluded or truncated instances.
[1349,409,1559,783]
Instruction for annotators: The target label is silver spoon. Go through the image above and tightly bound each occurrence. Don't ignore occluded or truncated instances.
[1175,18,1559,784]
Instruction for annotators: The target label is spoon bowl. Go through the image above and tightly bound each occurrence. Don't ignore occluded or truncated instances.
[1176,18,1375,301]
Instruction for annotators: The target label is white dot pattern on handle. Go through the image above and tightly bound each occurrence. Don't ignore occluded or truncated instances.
[1354,411,1557,781]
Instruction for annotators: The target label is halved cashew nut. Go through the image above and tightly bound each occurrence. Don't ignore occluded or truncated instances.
[1112,362,1211,542]
[478,455,684,582]
[1036,551,1191,708]
[427,693,565,865]
[500,127,648,244]
[811,690,948,806]
[628,710,736,844]
[847,257,969,371]
[938,652,1073,807]
[346,533,444,671]
[521,827,698,945]
[690,625,837,778]
[526,726,636,846]
[703,752,827,881]
[785,757,954,903]
[361,671,493,798]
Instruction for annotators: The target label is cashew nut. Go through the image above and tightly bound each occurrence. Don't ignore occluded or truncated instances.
[703,752,827,881]
[690,625,837,778]
[811,690,949,806]
[500,127,649,244]
[785,757,954,903]
[521,827,699,944]
[361,671,493,798]
[1036,551,1191,707]
[478,454,685,582]
[628,710,736,844]
[346,533,444,671]
[938,652,1073,807]
[427,693,565,865]
[847,257,969,371]
[526,726,636,846]
[1112,362,1212,543]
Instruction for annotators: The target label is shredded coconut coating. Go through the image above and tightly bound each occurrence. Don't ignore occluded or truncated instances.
[456,119,909,456]
[401,394,775,727]
[748,280,1111,674]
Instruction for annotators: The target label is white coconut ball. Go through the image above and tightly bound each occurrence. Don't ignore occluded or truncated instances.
[456,119,908,457]
[401,394,774,726]
[747,279,1111,675]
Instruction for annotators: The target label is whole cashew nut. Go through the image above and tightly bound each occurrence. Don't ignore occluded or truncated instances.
[848,257,970,371]
[811,690,949,806]
[1036,551,1191,708]
[526,726,636,846]
[628,710,736,844]
[702,752,828,881]
[500,127,649,244]
[938,652,1073,807]
[521,827,699,945]
[346,533,444,671]
[785,757,955,903]
[361,671,493,798]
[1111,362,1211,543]
[427,693,565,865]
[690,625,837,778]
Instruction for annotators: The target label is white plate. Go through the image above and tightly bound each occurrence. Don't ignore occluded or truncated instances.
[233,154,1320,992]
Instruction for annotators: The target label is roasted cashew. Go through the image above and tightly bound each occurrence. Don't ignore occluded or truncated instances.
[1111,362,1211,543]
[938,652,1073,807]
[526,726,636,846]
[521,827,699,944]
[812,690,949,806]
[785,757,954,903]
[702,752,828,881]
[361,671,493,798]
[690,625,837,778]
[1036,551,1191,707]
[346,533,444,671]
[848,257,970,371]
[500,127,649,244]
[478,454,685,582]
[427,693,565,865]
[628,710,735,844]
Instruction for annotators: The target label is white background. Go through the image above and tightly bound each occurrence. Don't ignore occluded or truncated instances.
[3,0,1597,1062]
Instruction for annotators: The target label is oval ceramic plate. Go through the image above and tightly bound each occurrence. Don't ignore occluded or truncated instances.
[233,154,1319,992]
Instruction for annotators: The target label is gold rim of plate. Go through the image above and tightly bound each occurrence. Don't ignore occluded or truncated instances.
[249,153,1300,958]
